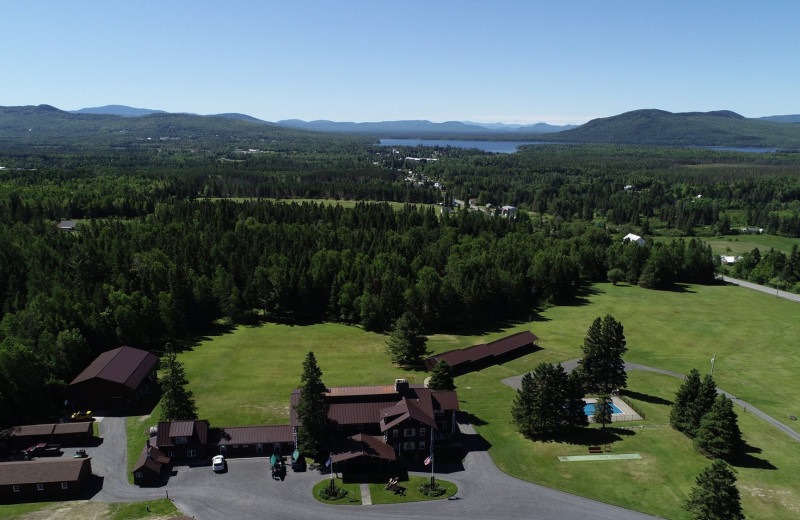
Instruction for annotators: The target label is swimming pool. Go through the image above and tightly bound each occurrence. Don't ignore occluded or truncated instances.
[584,401,624,416]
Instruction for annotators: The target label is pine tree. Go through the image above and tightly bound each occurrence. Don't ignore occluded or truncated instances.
[160,347,198,421]
[688,374,718,437]
[685,460,744,520]
[593,394,613,429]
[385,311,427,367]
[694,394,743,460]
[577,315,628,393]
[670,369,702,434]
[295,351,329,460]
[428,360,456,391]
[511,363,587,439]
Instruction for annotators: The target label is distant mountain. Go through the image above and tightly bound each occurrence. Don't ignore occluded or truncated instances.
[760,115,800,123]
[534,109,800,148]
[0,104,330,147]
[461,121,578,133]
[72,104,167,117]
[276,118,573,136]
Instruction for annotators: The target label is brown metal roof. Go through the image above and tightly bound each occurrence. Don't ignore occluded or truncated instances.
[431,390,460,411]
[0,458,91,486]
[211,425,294,445]
[330,434,396,464]
[53,422,94,435]
[69,346,158,390]
[11,424,55,437]
[425,331,538,369]
[132,445,170,473]
[326,385,396,397]
[156,420,209,447]
[169,421,195,438]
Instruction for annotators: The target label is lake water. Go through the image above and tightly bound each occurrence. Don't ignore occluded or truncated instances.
[380,139,780,154]
[379,139,545,154]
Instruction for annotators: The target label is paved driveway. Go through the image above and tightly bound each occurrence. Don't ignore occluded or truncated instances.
[89,417,661,520]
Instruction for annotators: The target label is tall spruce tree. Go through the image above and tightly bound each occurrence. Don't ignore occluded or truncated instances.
[688,374,718,438]
[593,394,614,429]
[694,394,743,460]
[160,347,198,421]
[385,311,427,367]
[670,369,702,434]
[428,360,456,391]
[296,351,329,460]
[511,363,587,439]
[577,315,628,393]
[685,460,744,520]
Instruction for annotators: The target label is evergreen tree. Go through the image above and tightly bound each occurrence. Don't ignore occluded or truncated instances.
[511,363,587,439]
[160,347,198,421]
[593,394,613,429]
[694,394,743,460]
[688,374,718,438]
[296,351,329,460]
[685,460,744,520]
[670,369,702,434]
[577,315,628,393]
[428,360,456,391]
[385,311,428,367]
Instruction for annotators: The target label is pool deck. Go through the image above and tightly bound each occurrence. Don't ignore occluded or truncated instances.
[584,396,642,423]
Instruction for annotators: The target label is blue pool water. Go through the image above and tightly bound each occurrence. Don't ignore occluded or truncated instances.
[584,401,624,416]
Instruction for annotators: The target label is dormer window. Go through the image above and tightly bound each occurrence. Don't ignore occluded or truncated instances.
[175,436,188,445]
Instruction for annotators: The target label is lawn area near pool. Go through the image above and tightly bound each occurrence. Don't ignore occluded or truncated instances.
[143,281,800,519]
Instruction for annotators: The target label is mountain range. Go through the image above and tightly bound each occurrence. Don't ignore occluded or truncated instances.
[2,104,800,148]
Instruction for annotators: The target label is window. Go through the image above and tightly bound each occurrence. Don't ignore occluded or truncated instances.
[135,472,143,478]
[37,483,44,491]
[242,444,249,448]
[420,428,426,437]
[186,449,197,457]
[403,442,415,450]
[403,428,416,437]
[175,436,188,445]
[233,444,239,448]
[168,451,175,458]
[419,441,426,451]
[61,482,69,490]
[12,485,19,493]
[392,429,399,438]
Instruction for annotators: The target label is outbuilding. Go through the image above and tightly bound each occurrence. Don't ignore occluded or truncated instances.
[0,458,92,502]
[67,346,158,410]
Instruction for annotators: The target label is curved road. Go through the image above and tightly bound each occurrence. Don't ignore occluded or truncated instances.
[719,275,800,303]
[90,417,662,520]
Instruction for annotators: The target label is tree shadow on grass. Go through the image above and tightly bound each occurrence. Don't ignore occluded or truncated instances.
[623,390,673,407]
[542,427,635,446]
[730,441,777,470]
[457,410,488,427]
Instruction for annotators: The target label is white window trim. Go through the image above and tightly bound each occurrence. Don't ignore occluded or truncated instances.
[37,483,45,491]
[403,428,415,437]
[186,449,197,458]
[12,485,19,493]
[61,482,69,490]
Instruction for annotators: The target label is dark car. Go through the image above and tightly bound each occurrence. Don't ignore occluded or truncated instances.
[26,443,62,457]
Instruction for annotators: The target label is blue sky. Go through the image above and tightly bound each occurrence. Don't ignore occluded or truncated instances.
[5,1,799,124]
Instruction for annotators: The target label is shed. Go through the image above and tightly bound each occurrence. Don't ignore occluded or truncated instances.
[423,331,539,373]
[132,444,171,486]
[0,458,92,502]
[67,346,158,410]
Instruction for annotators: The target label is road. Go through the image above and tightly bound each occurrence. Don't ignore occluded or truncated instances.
[89,417,662,520]
[719,275,800,303]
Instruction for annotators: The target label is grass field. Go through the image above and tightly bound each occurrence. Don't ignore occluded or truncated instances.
[0,499,179,520]
[702,233,800,257]
[136,281,800,519]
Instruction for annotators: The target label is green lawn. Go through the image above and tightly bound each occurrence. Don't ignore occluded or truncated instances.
[702,233,800,256]
[312,477,363,505]
[0,499,179,520]
[369,475,457,504]
[134,281,800,519]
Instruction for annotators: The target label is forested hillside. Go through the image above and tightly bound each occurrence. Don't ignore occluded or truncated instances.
[2,118,800,425]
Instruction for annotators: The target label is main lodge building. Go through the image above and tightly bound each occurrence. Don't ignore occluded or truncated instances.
[290,378,459,462]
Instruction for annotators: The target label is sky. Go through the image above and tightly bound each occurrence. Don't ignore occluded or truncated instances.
[4,1,800,125]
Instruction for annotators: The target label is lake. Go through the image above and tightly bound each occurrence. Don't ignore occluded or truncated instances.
[379,139,546,154]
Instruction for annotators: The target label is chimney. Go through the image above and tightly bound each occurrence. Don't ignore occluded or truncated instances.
[394,378,409,394]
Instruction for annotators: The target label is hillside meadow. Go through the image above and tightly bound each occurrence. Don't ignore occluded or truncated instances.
[135,281,800,519]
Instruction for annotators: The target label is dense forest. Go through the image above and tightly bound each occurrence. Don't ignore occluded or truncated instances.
[1,126,799,425]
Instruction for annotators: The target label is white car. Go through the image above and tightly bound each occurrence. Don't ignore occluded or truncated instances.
[212,455,226,472]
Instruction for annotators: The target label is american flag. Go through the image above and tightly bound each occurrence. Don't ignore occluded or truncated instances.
[424,454,433,466]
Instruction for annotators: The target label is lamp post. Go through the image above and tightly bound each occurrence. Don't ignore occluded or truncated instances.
[710,354,716,377]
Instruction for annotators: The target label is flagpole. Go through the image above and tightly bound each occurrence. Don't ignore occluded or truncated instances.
[329,452,334,490]
[430,427,434,488]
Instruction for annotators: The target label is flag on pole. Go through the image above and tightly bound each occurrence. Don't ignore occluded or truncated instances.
[424,454,433,466]
[325,456,332,468]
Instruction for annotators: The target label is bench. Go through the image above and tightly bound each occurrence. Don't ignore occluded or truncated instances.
[588,446,603,454]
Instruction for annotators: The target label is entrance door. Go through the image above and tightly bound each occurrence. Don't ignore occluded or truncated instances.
[257,444,264,455]
[220,445,227,456]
